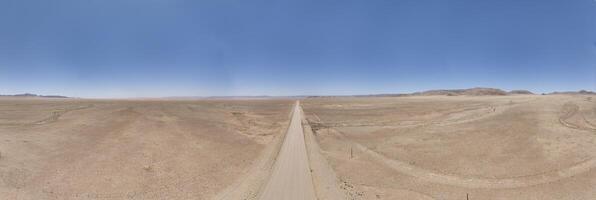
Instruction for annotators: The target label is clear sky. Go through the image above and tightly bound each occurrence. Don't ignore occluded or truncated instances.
[1,0,595,98]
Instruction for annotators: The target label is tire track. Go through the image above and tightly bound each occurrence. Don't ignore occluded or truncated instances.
[332,130,596,189]
[0,104,94,126]
[559,103,596,132]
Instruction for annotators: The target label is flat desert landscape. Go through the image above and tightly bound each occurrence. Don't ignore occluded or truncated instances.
[0,94,595,200]
[2,0,593,199]
[0,98,293,199]
[302,94,596,199]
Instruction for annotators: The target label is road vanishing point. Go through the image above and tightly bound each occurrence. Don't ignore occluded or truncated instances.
[259,101,317,200]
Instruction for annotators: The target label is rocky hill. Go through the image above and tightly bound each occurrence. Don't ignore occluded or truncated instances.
[508,90,534,95]
[0,93,68,98]
[413,87,508,96]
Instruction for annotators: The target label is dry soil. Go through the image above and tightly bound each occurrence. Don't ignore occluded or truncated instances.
[302,95,596,200]
[0,98,292,200]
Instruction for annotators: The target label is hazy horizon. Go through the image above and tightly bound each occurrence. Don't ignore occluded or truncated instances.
[1,0,595,98]
[1,87,595,99]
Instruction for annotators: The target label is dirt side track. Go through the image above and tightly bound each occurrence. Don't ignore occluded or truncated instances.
[302,95,596,199]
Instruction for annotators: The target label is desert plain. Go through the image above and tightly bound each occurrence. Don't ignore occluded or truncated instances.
[0,94,594,200]
[302,94,596,199]
[0,98,293,199]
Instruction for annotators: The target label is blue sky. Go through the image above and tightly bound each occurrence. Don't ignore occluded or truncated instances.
[1,0,595,98]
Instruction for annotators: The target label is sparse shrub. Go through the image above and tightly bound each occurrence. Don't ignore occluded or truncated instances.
[143,165,153,172]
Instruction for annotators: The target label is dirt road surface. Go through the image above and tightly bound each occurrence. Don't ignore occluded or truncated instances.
[259,101,317,200]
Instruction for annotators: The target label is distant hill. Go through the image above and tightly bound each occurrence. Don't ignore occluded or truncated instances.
[549,90,596,95]
[307,87,531,98]
[412,87,508,96]
[508,90,534,95]
[161,95,301,100]
[0,93,69,98]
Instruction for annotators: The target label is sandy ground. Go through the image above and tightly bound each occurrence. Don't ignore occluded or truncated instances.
[2,95,594,200]
[0,98,292,200]
[302,95,596,200]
